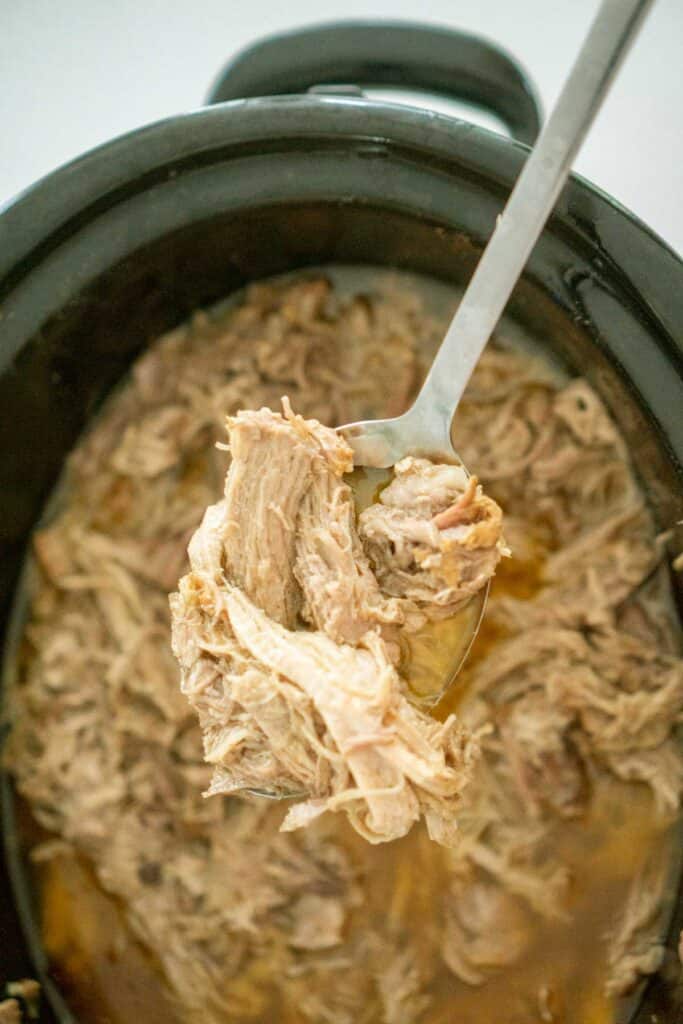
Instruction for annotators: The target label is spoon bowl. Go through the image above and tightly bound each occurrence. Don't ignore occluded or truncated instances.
[343,456,491,708]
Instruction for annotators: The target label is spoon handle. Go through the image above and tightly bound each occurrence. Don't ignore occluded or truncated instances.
[413,0,655,429]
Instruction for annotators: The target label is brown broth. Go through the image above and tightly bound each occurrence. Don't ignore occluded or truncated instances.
[36,781,671,1024]
[38,854,179,1024]
[400,595,486,704]
[344,780,669,1024]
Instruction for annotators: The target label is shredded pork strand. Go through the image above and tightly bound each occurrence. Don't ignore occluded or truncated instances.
[359,459,507,612]
[5,276,683,1024]
[604,850,670,997]
[171,404,493,844]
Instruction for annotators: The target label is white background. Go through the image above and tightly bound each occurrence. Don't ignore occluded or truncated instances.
[2,0,682,254]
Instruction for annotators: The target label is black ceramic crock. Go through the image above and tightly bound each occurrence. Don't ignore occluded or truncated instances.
[1,22,682,1024]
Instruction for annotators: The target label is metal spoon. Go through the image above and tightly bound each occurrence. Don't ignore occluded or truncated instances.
[248,0,654,800]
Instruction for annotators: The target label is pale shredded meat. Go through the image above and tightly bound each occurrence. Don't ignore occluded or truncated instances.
[171,405,493,843]
[441,876,531,985]
[468,625,683,816]
[359,460,507,613]
[376,945,431,1024]
[288,892,346,950]
[605,850,670,996]
[5,276,682,1023]
[294,462,410,647]
[217,403,353,626]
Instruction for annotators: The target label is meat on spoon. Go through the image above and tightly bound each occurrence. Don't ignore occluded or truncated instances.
[170,401,506,844]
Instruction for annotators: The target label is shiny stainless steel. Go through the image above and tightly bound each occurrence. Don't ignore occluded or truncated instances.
[248,0,653,798]
[339,0,655,468]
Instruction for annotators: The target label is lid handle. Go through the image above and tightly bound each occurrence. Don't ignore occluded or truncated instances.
[206,21,543,146]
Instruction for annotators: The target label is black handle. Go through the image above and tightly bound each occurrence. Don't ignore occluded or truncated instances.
[207,21,543,146]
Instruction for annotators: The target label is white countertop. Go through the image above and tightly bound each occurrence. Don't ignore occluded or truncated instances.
[3,0,682,255]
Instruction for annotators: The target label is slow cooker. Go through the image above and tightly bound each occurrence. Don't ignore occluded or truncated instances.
[1,21,681,1023]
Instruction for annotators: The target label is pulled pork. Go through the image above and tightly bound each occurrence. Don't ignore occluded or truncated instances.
[359,459,504,612]
[6,275,683,1024]
[171,404,502,843]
